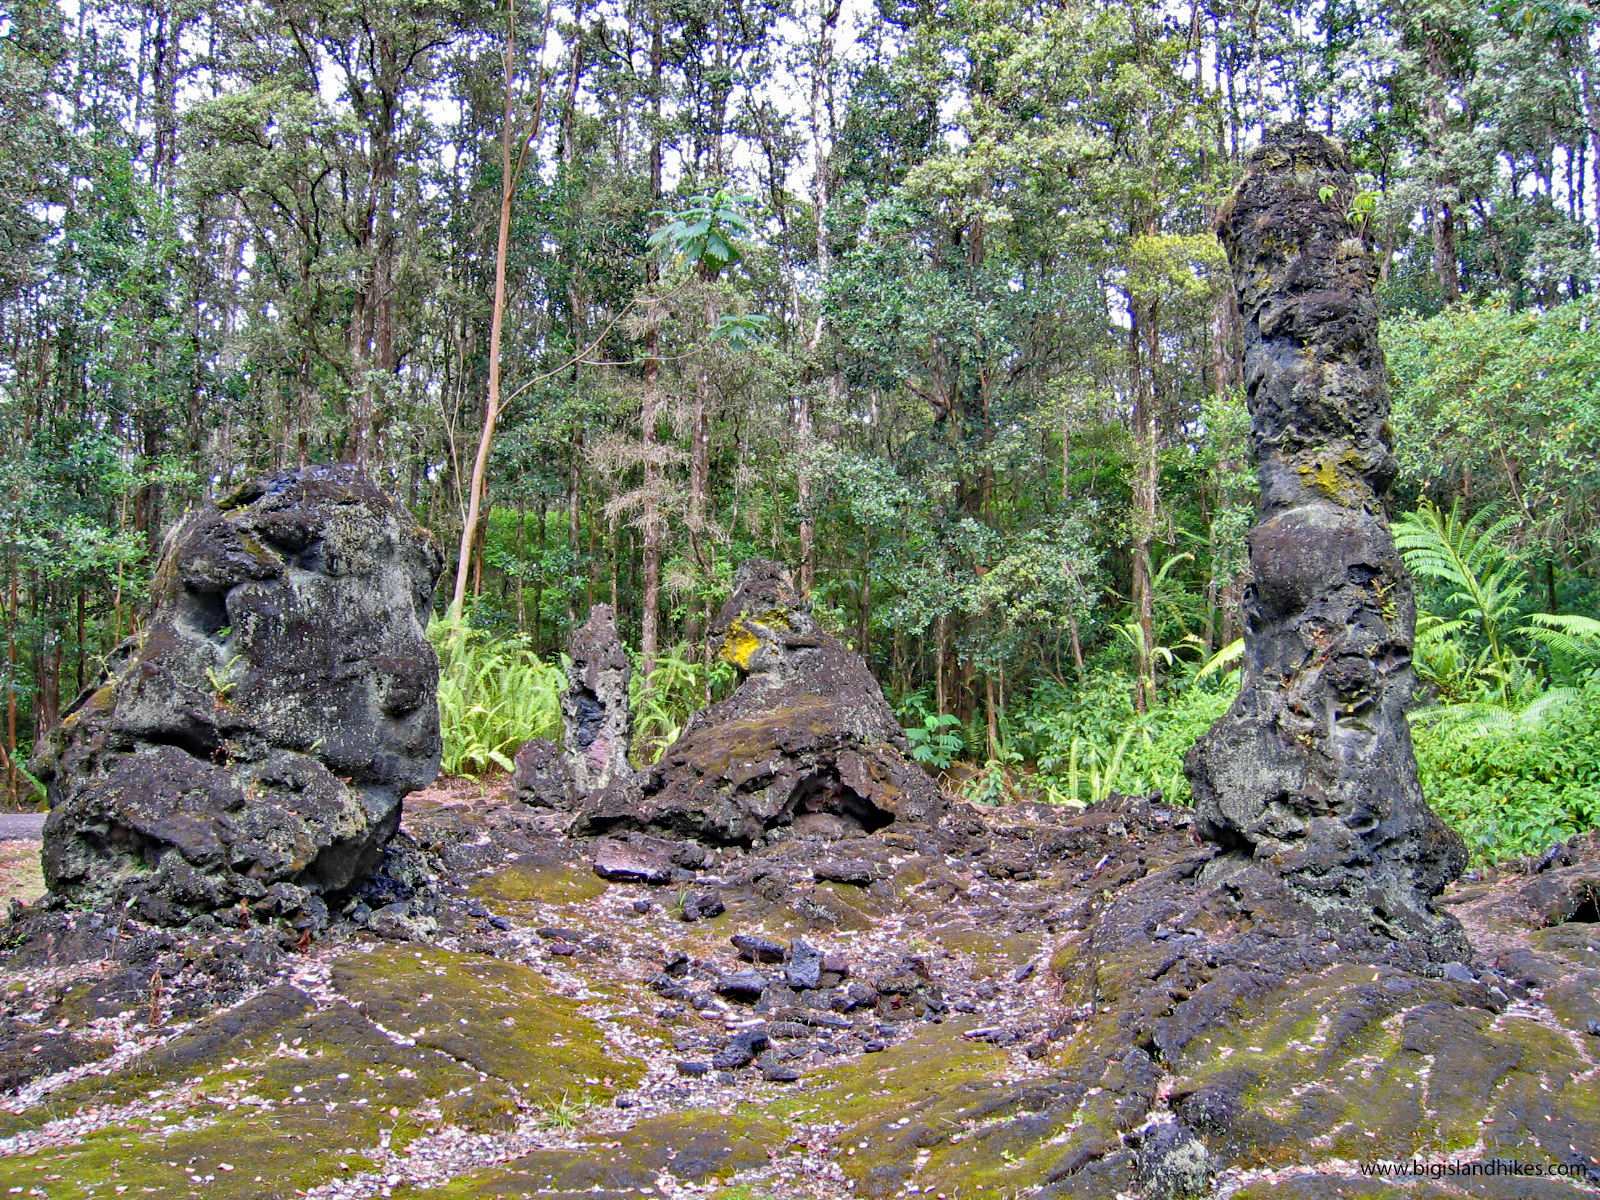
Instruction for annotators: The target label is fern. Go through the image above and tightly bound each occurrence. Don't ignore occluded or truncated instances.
[430,617,564,777]
[1394,499,1525,670]
[1412,686,1580,739]
[1522,612,1600,679]
[630,648,735,764]
[1192,638,1244,682]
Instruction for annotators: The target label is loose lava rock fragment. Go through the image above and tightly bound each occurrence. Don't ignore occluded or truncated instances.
[571,557,942,845]
[732,933,787,963]
[30,465,443,930]
[591,837,674,884]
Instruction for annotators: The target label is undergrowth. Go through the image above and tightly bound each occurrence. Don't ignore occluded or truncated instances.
[436,540,1600,864]
[430,616,564,777]
[1413,683,1600,863]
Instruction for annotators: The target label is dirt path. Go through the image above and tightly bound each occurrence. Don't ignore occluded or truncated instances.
[0,814,44,842]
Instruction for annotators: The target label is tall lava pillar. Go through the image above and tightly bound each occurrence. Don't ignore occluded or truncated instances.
[1186,128,1467,948]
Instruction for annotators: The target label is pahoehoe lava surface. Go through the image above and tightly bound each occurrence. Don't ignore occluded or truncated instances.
[0,132,1594,1200]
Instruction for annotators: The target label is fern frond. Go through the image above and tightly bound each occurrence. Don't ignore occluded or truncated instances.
[1194,638,1244,681]
[1409,686,1577,739]
[1523,613,1600,661]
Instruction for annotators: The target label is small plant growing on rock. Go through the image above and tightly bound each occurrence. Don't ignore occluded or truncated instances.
[205,654,242,705]
[537,1090,589,1133]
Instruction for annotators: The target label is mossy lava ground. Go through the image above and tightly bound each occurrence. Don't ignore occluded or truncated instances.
[0,784,1595,1200]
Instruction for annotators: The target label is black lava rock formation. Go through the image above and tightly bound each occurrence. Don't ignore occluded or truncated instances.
[570,558,942,845]
[512,602,634,810]
[562,602,634,794]
[1185,128,1467,954]
[32,465,443,929]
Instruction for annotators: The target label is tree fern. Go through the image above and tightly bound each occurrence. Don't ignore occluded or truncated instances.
[1522,612,1600,680]
[1394,499,1526,687]
[1411,686,1581,740]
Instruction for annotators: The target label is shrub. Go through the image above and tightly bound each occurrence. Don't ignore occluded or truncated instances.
[1413,683,1600,863]
[1012,672,1234,807]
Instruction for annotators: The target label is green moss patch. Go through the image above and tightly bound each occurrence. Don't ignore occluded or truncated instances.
[0,994,513,1198]
[406,1110,792,1198]
[0,942,656,1197]
[772,1017,1082,1197]
[469,857,608,906]
[331,943,647,1104]
[1167,963,1600,1169]
[931,921,1040,974]
[0,1113,382,1199]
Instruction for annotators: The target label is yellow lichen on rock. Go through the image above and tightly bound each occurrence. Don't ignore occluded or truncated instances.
[1296,448,1368,505]
[720,616,762,669]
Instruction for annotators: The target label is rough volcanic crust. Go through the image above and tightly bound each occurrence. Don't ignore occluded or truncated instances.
[1186,128,1467,956]
[30,465,443,929]
[2,798,1594,1200]
[570,558,942,845]
[561,603,635,796]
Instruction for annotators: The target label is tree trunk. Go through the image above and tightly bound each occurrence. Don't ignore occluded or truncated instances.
[797,0,841,598]
[452,0,550,614]
[1129,293,1160,713]
[638,11,666,685]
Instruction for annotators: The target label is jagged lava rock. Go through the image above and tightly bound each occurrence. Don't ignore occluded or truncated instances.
[510,603,632,809]
[1186,128,1466,953]
[509,737,575,811]
[571,558,941,845]
[563,603,634,793]
[31,465,443,928]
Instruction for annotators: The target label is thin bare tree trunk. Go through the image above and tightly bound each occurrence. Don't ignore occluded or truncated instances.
[452,0,552,614]
[1061,390,1085,685]
[639,12,666,684]
[688,289,715,573]
[985,673,999,761]
[797,0,841,597]
[5,570,17,802]
[1129,296,1159,714]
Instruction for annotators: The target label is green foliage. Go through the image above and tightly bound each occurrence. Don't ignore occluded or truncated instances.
[708,311,771,352]
[1522,613,1600,679]
[1415,684,1600,863]
[958,752,1026,806]
[1014,674,1235,807]
[1398,496,1599,704]
[1393,498,1600,859]
[536,1091,592,1134]
[1394,499,1526,678]
[629,649,735,764]
[1385,297,1600,565]
[430,617,564,778]
[903,712,965,771]
[647,191,756,276]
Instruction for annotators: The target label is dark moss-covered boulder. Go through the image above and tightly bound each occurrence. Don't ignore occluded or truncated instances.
[570,558,941,845]
[31,465,443,929]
